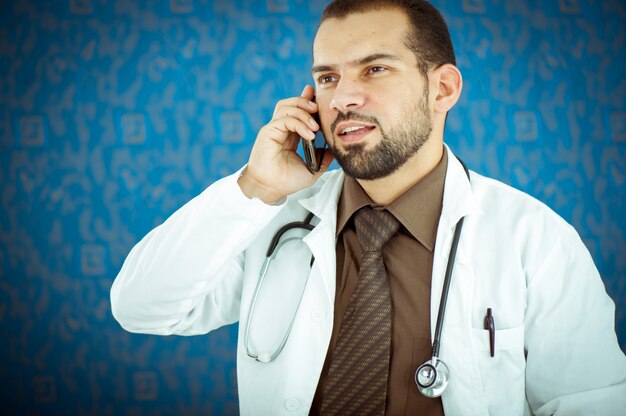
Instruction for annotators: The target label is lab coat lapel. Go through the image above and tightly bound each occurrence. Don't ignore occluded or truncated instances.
[431,147,482,335]
[298,170,345,305]
[432,147,488,415]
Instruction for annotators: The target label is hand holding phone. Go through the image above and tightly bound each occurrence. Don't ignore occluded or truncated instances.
[239,85,333,204]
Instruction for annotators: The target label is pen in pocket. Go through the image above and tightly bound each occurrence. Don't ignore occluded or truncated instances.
[484,308,495,357]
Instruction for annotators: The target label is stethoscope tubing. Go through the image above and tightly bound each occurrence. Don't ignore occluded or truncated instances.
[431,214,465,359]
[245,213,316,362]
[415,157,470,398]
[245,157,471,399]
[431,158,470,359]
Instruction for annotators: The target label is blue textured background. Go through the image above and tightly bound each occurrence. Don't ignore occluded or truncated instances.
[1,0,625,414]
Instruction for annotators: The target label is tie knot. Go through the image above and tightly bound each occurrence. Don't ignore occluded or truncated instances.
[354,207,400,252]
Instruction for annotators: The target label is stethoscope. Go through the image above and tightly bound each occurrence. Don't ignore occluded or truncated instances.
[245,159,470,399]
[244,212,316,364]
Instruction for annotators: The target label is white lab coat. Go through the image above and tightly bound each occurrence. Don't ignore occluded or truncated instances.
[111,146,626,415]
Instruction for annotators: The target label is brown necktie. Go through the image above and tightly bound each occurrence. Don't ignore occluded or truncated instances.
[320,207,399,416]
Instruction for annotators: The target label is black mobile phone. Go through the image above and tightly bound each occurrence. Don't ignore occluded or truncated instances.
[302,111,328,173]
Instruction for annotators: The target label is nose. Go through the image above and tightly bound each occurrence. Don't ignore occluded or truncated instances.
[329,78,366,113]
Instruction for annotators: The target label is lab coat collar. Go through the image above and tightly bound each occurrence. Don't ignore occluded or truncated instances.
[440,144,483,230]
[297,169,345,222]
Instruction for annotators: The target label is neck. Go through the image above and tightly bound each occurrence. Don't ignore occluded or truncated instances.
[357,139,444,206]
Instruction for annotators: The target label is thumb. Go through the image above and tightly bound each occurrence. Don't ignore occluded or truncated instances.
[313,150,335,178]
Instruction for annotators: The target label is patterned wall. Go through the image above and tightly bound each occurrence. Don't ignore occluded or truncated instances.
[1,0,624,414]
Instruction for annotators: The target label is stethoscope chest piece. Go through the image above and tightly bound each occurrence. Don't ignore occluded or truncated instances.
[415,358,450,398]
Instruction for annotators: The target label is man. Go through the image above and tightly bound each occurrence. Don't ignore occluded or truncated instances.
[111,0,626,414]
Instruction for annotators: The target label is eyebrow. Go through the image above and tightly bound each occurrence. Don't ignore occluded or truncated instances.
[311,53,403,74]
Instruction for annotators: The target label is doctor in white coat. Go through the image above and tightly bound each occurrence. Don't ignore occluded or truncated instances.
[111,1,626,415]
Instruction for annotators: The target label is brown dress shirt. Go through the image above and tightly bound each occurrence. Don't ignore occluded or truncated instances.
[310,151,448,415]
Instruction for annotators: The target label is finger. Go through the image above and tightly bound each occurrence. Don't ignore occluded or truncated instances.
[312,150,335,178]
[319,149,335,171]
[265,116,315,143]
[300,84,315,100]
[272,107,319,131]
[273,96,317,118]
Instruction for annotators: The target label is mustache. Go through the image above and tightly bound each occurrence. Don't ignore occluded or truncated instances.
[330,111,380,135]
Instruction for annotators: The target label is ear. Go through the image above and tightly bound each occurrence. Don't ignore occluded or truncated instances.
[431,64,463,114]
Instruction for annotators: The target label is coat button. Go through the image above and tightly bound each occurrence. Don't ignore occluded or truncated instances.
[310,309,327,323]
[284,397,300,411]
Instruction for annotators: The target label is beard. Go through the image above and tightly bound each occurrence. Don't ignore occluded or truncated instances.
[328,86,432,180]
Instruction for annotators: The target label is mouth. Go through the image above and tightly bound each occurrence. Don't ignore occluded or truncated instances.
[335,123,376,144]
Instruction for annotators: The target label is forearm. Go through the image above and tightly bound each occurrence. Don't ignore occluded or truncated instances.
[110,168,284,335]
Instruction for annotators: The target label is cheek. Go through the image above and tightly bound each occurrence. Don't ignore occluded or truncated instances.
[371,83,411,108]
[315,100,334,135]
[380,89,427,121]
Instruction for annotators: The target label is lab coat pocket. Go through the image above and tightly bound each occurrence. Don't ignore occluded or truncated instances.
[471,326,527,415]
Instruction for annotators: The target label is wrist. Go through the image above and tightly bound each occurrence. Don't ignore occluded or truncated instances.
[237,166,285,205]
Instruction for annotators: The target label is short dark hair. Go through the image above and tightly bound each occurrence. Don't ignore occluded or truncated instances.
[320,0,456,75]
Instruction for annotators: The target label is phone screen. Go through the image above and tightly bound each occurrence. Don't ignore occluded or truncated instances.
[302,111,327,173]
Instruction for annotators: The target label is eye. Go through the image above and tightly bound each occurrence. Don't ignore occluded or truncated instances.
[367,66,387,75]
[318,74,338,84]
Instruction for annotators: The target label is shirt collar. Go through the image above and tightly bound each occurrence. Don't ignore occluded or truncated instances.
[336,150,448,252]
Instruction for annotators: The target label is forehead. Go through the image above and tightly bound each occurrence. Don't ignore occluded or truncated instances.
[313,8,414,66]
